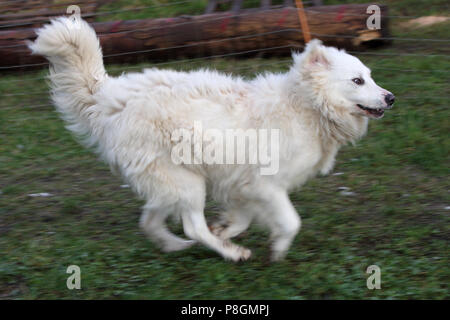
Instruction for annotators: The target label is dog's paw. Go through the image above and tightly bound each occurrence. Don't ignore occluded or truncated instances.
[238,247,252,261]
[223,241,252,262]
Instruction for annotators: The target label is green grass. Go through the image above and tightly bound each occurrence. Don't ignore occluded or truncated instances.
[94,0,288,21]
[93,0,450,21]
[0,1,449,299]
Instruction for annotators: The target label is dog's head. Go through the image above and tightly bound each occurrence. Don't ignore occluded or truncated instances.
[293,39,394,119]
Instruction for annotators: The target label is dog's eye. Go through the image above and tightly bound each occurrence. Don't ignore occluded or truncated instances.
[352,78,364,85]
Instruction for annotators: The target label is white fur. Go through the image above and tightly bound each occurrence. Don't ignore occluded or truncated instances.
[29,17,392,261]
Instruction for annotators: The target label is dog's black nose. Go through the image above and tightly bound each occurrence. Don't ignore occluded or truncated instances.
[385,93,395,106]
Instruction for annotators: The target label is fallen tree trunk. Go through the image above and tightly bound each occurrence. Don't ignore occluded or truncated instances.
[0,4,390,70]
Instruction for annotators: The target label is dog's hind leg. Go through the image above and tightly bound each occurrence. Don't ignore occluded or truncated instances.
[140,203,196,252]
[139,163,250,261]
[174,173,251,261]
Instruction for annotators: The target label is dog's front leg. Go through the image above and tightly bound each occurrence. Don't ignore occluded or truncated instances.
[263,189,301,261]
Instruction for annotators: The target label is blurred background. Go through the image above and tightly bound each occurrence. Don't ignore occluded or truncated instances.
[0,0,448,299]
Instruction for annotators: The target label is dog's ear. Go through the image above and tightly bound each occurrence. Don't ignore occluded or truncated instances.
[301,39,331,70]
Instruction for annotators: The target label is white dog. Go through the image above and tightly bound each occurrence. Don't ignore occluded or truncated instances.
[29,17,394,261]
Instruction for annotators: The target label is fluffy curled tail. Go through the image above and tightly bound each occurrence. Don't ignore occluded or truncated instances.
[28,17,107,138]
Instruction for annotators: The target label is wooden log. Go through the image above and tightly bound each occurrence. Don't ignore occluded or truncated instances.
[0,4,390,71]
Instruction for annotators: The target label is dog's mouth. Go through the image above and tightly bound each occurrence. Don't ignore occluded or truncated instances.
[357,104,385,118]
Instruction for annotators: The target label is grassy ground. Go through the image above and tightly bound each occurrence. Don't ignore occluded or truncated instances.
[0,1,449,299]
[94,0,450,21]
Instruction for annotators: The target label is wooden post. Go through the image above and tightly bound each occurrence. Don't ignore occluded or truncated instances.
[295,0,311,43]
[261,0,271,9]
[205,1,217,14]
[232,0,243,12]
